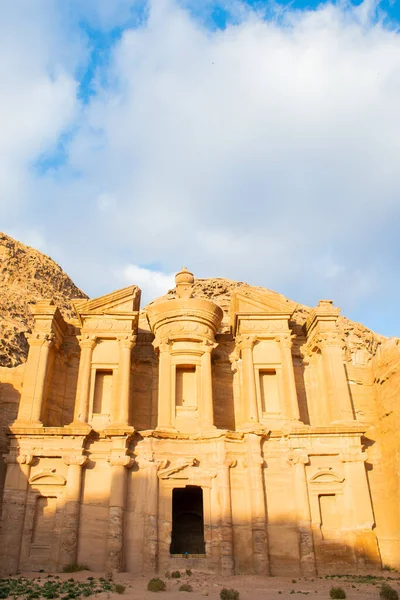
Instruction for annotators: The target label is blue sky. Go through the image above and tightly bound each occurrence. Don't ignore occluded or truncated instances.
[1,0,400,336]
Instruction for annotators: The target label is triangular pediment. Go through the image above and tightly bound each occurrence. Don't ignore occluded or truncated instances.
[73,285,141,324]
[231,288,295,317]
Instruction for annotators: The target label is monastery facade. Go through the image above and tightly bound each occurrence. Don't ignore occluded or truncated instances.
[0,269,388,575]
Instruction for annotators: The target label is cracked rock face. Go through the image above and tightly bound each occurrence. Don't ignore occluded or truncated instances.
[0,232,88,367]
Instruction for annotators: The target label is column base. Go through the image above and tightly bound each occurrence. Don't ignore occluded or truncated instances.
[238,422,266,433]
[104,423,134,435]
[10,419,43,430]
[67,420,92,433]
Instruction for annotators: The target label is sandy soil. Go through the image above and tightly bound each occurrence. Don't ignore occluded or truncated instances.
[17,571,400,600]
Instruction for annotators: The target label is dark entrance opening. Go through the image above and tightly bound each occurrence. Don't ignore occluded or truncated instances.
[170,486,205,555]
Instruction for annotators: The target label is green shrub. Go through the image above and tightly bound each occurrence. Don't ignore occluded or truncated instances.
[62,564,89,573]
[220,589,240,600]
[179,584,193,592]
[185,570,192,576]
[147,578,166,592]
[171,571,181,579]
[114,584,126,595]
[330,587,346,599]
[380,584,399,600]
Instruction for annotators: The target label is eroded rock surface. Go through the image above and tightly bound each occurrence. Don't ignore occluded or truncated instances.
[0,232,87,367]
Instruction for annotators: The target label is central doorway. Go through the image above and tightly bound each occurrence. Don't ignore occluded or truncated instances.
[170,486,205,555]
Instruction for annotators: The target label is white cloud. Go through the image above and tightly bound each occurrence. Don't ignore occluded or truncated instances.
[118,264,175,304]
[2,0,400,335]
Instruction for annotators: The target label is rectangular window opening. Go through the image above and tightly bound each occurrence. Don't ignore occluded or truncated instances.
[259,369,280,414]
[176,366,196,407]
[93,369,113,414]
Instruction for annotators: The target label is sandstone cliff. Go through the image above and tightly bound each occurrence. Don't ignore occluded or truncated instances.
[0,232,88,368]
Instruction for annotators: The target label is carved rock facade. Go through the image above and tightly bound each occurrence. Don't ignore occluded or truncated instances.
[0,268,395,575]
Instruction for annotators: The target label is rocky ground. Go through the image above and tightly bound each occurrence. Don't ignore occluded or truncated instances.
[8,571,400,600]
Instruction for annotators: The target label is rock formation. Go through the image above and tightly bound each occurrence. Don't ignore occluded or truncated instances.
[0,232,87,368]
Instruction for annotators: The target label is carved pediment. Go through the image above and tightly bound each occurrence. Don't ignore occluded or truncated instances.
[231,289,296,334]
[309,470,344,484]
[29,470,66,486]
[74,286,141,325]
[158,458,199,480]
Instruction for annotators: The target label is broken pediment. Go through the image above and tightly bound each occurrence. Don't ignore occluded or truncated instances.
[309,470,344,484]
[29,470,66,486]
[230,289,296,334]
[73,285,141,325]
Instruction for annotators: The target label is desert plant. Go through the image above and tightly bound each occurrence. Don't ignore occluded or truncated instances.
[220,589,240,600]
[329,587,346,599]
[114,584,125,594]
[179,584,193,592]
[185,569,192,576]
[380,584,399,600]
[62,564,90,573]
[147,578,167,592]
[171,571,181,579]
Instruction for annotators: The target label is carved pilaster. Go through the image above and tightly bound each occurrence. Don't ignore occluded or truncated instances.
[71,335,97,426]
[136,452,167,572]
[106,453,134,572]
[276,334,300,421]
[112,335,136,425]
[60,454,88,568]
[218,457,237,576]
[236,335,259,426]
[246,435,269,575]
[289,450,316,576]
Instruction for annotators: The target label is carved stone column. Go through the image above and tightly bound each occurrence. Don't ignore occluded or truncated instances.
[339,447,379,566]
[137,454,167,572]
[72,335,96,425]
[200,341,216,429]
[278,335,300,421]
[106,455,134,572]
[154,339,173,430]
[60,454,87,567]
[218,458,236,576]
[319,334,354,422]
[237,335,259,425]
[112,335,136,425]
[289,451,316,576]
[0,453,33,575]
[246,435,269,575]
[16,334,55,425]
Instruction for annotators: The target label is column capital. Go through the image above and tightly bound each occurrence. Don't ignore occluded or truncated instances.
[201,340,218,353]
[117,334,137,349]
[136,455,167,471]
[275,334,295,349]
[77,334,97,350]
[152,337,171,354]
[236,334,256,351]
[339,448,367,463]
[221,458,237,470]
[108,455,134,468]
[289,450,310,466]
[63,454,88,467]
[16,453,34,466]
[26,331,56,348]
